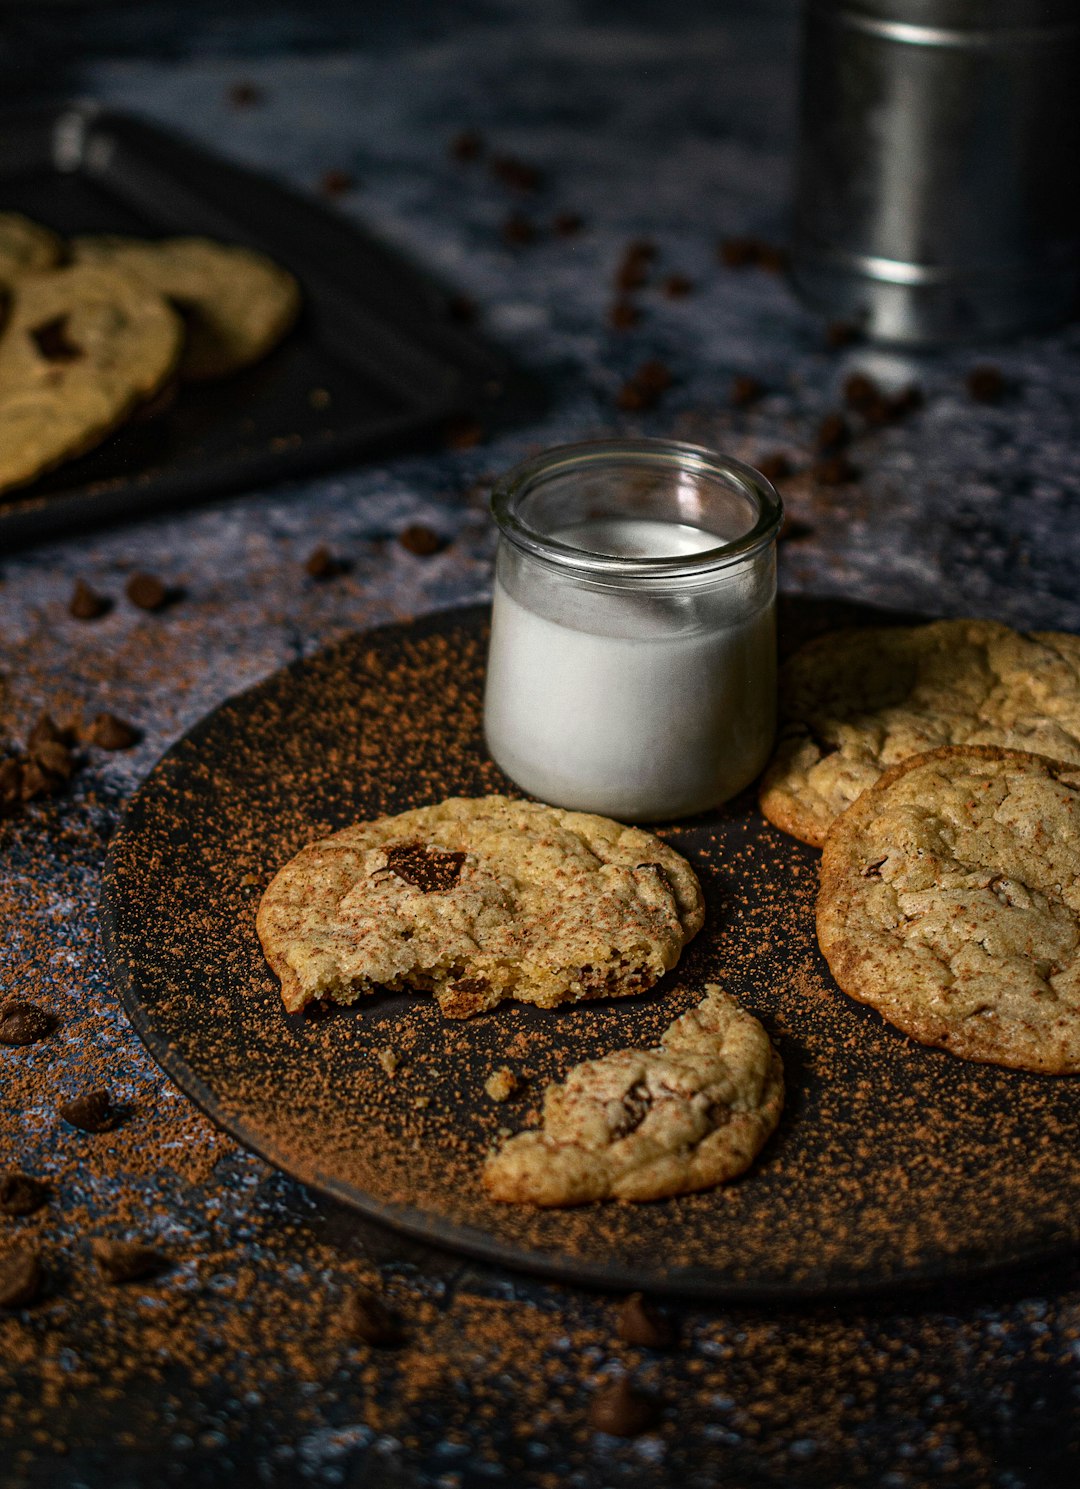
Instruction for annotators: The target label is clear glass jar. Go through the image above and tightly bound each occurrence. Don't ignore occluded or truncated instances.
[483,438,783,822]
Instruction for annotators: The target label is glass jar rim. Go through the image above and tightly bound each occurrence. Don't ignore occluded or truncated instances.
[490,438,783,578]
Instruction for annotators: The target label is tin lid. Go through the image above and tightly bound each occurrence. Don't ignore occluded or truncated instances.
[812,1,1080,40]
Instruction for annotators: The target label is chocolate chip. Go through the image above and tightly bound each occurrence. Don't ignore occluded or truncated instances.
[967,365,1006,403]
[0,1002,54,1047]
[0,1172,50,1217]
[490,156,543,193]
[87,713,140,751]
[304,545,341,580]
[501,212,536,247]
[346,1286,404,1347]
[815,412,850,452]
[399,524,444,557]
[30,739,75,782]
[30,315,83,362]
[718,235,758,268]
[320,169,356,198]
[552,211,584,237]
[59,1089,121,1133]
[757,452,793,482]
[608,299,640,331]
[615,258,648,293]
[19,759,65,802]
[617,1292,676,1349]
[825,319,859,349]
[812,454,858,485]
[0,1248,43,1310]
[383,842,466,892]
[68,580,111,621]
[228,82,263,108]
[587,1377,660,1437]
[625,238,657,265]
[0,758,22,816]
[611,1080,651,1138]
[730,375,765,408]
[662,273,694,298]
[27,713,70,754]
[843,372,879,410]
[450,130,483,162]
[92,1239,170,1285]
[125,573,169,612]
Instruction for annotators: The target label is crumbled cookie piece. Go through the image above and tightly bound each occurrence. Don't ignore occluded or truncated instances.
[484,1067,519,1103]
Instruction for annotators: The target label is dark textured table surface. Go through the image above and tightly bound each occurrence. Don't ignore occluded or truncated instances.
[2,3,1079,1486]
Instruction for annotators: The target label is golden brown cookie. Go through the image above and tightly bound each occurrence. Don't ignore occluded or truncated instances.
[256,795,704,1018]
[759,619,1080,847]
[0,213,62,291]
[71,234,300,379]
[0,264,183,495]
[482,985,783,1205]
[817,745,1080,1073]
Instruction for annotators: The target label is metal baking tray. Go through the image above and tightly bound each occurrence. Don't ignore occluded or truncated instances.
[0,104,535,548]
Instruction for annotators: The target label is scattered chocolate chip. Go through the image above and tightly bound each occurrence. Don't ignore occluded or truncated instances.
[0,1001,54,1047]
[501,212,536,247]
[843,372,879,410]
[92,1239,170,1285]
[662,273,694,298]
[444,419,485,451]
[87,713,140,751]
[319,169,356,198]
[617,1292,676,1349]
[383,842,466,892]
[346,1286,404,1347]
[68,579,111,621]
[19,760,64,802]
[0,1172,50,1217]
[59,1089,121,1133]
[825,319,859,349]
[490,156,543,193]
[125,573,169,612]
[450,130,484,162]
[30,315,83,362]
[718,235,758,268]
[399,524,444,557]
[608,299,641,331]
[588,1377,660,1437]
[815,412,850,452]
[446,293,477,324]
[967,365,1006,403]
[552,211,584,237]
[27,713,71,755]
[30,738,75,783]
[0,1248,43,1310]
[730,374,765,408]
[757,452,793,482]
[616,359,673,413]
[616,258,648,293]
[812,454,859,485]
[228,82,263,108]
[303,545,342,581]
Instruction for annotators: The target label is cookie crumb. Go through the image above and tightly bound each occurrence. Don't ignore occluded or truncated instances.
[68,579,110,621]
[484,1067,519,1102]
[412,1095,431,1110]
[376,1048,400,1078]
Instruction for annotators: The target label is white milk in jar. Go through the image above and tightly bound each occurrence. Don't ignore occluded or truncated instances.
[483,442,782,822]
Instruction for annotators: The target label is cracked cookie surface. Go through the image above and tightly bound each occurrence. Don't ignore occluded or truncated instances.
[759,620,1080,847]
[482,985,783,1205]
[256,795,704,1018]
[817,746,1080,1073]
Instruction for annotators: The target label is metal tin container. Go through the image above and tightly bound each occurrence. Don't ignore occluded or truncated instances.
[792,0,1080,343]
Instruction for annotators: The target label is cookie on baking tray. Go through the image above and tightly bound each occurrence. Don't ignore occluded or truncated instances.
[0,263,183,495]
[72,234,300,380]
[816,745,1080,1074]
[759,619,1080,848]
[0,212,62,290]
[256,795,704,1019]
[482,985,783,1205]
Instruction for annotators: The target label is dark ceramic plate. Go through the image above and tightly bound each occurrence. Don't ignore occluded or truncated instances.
[100,601,1080,1300]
